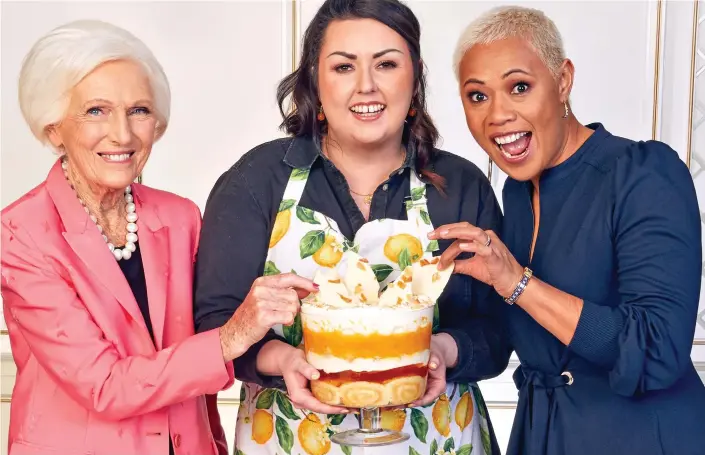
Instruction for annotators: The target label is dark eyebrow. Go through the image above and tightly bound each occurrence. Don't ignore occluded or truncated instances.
[326,48,404,59]
[463,68,532,87]
[503,68,531,78]
[373,48,403,58]
[327,51,356,59]
[463,77,485,87]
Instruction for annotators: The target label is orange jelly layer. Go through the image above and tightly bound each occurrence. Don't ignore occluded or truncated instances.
[302,324,432,359]
[318,364,428,387]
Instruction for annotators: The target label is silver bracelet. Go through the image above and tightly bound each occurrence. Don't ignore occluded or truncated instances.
[504,267,533,305]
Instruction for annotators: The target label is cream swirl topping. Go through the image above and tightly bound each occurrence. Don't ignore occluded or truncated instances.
[303,252,453,310]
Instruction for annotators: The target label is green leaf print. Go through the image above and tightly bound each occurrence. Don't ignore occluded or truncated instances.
[235,449,247,455]
[239,385,246,403]
[275,391,300,420]
[370,264,394,282]
[471,386,487,419]
[458,383,469,397]
[481,425,491,455]
[420,209,431,225]
[409,448,422,455]
[300,230,326,259]
[411,186,425,201]
[341,445,353,455]
[443,437,456,451]
[432,304,440,334]
[279,199,296,212]
[290,168,310,181]
[429,439,439,455]
[426,240,439,252]
[398,248,412,270]
[282,312,303,347]
[296,206,320,224]
[328,414,347,425]
[263,261,280,276]
[255,389,276,409]
[275,414,294,454]
[342,239,360,253]
[410,408,429,443]
[456,444,473,455]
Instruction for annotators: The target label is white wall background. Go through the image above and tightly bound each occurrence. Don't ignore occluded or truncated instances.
[1,1,703,455]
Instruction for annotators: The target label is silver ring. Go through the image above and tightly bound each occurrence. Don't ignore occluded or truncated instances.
[561,371,574,386]
[483,233,491,247]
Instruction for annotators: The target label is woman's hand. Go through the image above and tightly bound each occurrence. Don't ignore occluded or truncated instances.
[219,273,318,362]
[429,223,524,298]
[411,351,446,407]
[411,333,456,406]
[276,345,349,414]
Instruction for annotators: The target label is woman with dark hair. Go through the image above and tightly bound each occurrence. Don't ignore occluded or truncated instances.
[193,0,509,453]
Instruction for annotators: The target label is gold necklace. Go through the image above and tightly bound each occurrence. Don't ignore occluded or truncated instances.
[322,138,406,207]
[349,188,373,205]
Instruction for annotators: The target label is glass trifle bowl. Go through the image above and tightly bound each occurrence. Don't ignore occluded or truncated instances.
[300,253,453,447]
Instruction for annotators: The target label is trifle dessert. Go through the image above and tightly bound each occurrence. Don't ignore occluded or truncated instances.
[300,252,453,408]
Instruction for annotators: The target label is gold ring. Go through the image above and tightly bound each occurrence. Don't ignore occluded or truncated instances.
[483,233,491,247]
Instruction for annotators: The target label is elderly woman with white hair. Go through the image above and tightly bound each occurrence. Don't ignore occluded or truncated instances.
[429,5,705,455]
[0,20,314,455]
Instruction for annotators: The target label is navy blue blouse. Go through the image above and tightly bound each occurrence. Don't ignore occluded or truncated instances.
[501,123,705,455]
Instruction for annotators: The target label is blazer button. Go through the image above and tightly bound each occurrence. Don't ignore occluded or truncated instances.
[173,433,182,448]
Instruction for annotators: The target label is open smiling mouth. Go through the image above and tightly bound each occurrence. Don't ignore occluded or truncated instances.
[493,131,532,162]
[349,104,386,120]
[98,152,135,163]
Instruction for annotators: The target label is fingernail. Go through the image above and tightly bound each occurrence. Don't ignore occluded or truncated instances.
[311,372,320,380]
[313,283,320,289]
[429,362,438,369]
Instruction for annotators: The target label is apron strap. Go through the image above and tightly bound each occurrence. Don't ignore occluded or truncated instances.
[280,167,311,208]
[406,171,437,249]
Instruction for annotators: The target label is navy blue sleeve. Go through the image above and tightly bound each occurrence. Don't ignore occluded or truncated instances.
[569,141,702,396]
[193,166,284,388]
[441,178,513,383]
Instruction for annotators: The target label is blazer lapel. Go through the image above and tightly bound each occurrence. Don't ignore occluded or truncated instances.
[137,220,170,350]
[46,160,153,347]
[62,232,150,333]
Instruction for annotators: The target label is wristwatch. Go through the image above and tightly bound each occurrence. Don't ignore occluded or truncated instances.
[504,267,533,305]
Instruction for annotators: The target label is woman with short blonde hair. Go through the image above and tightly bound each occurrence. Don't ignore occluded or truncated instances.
[431,5,705,455]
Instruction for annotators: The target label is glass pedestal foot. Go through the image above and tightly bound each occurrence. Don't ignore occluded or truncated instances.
[330,407,410,447]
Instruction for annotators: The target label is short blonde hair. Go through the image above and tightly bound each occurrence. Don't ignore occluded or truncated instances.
[452,6,566,80]
[18,20,171,147]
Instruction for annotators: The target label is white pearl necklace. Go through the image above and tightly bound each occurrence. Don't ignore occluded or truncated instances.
[61,159,139,261]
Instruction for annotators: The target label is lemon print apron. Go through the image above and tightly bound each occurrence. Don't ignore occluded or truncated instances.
[234,166,492,455]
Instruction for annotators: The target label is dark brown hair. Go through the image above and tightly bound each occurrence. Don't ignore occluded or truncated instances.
[276,0,444,190]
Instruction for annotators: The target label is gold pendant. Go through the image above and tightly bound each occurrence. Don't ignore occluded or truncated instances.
[364,195,373,205]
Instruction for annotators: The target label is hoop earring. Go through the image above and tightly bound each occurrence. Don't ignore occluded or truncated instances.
[562,102,569,119]
[317,106,325,122]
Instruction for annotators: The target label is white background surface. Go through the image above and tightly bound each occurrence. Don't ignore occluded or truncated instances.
[1,1,703,454]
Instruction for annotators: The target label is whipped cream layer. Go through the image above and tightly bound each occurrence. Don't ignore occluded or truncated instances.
[300,304,434,335]
[308,350,430,374]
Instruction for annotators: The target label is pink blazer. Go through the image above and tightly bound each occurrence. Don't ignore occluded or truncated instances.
[1,160,234,455]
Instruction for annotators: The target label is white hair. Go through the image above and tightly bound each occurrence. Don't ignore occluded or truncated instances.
[452,6,566,80]
[18,19,171,147]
